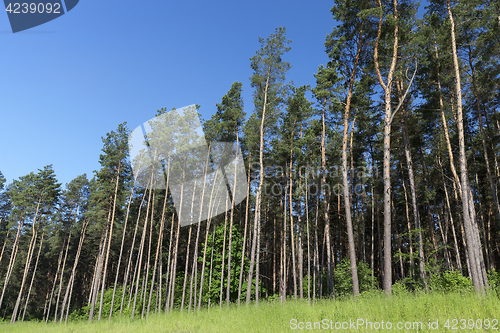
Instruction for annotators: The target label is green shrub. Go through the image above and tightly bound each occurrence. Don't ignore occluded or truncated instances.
[334,258,375,297]
[487,269,500,295]
[430,270,472,292]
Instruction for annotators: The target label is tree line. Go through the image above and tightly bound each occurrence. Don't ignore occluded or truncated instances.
[0,0,499,322]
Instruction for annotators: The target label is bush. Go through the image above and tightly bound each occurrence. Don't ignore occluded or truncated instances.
[487,269,500,295]
[334,258,375,297]
[430,270,472,293]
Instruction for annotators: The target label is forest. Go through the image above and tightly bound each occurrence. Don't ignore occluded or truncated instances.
[1,0,500,324]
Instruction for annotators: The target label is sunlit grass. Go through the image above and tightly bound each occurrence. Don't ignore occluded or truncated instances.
[1,291,499,332]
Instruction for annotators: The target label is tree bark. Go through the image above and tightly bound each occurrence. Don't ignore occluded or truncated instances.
[246,64,271,304]
[447,0,487,292]
[374,0,399,294]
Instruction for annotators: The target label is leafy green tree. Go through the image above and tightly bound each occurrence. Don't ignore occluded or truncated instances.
[334,258,375,297]
[198,223,250,305]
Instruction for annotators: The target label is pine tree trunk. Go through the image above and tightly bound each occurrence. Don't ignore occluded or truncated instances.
[398,79,425,284]
[468,46,500,228]
[207,224,216,308]
[374,0,399,294]
[237,152,251,304]
[141,191,155,318]
[401,176,414,276]
[198,169,221,309]
[181,225,193,311]
[289,150,298,300]
[0,217,23,311]
[98,158,122,321]
[164,212,175,312]
[0,230,10,270]
[341,22,364,296]
[305,172,311,302]
[168,215,181,311]
[246,65,271,304]
[226,134,240,306]
[53,224,72,322]
[219,197,229,306]
[110,171,138,318]
[447,0,487,292]
[147,165,170,317]
[281,185,287,302]
[61,219,88,323]
[21,231,44,322]
[89,220,109,321]
[131,181,153,319]
[320,102,334,297]
[121,186,149,314]
[11,198,43,323]
[439,157,463,273]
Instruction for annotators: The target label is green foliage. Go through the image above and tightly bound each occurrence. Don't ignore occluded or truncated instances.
[392,280,410,295]
[198,222,256,305]
[487,269,500,295]
[333,258,375,297]
[429,270,473,293]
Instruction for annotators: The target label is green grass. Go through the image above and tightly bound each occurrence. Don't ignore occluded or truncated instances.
[1,291,499,332]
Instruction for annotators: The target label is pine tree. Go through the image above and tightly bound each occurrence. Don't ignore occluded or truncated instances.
[246,27,291,305]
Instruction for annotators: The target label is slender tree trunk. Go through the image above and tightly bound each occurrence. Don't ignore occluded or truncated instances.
[89,217,110,321]
[11,199,43,323]
[246,66,271,304]
[219,196,229,306]
[320,101,334,297]
[164,212,175,312]
[147,164,171,317]
[237,152,251,304]
[207,223,216,308]
[398,79,425,284]
[287,137,298,300]
[53,225,72,322]
[131,179,153,319]
[98,158,122,321]
[0,218,22,311]
[255,201,261,305]
[374,0,399,294]
[305,172,311,302]
[0,230,10,270]
[110,170,139,318]
[468,46,500,228]
[21,231,44,322]
[438,156,463,274]
[141,190,156,319]
[226,134,240,305]
[168,214,181,311]
[341,22,364,296]
[198,168,221,309]
[61,219,89,323]
[121,184,150,313]
[447,0,487,291]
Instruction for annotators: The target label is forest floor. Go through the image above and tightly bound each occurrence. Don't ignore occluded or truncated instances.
[0,291,499,332]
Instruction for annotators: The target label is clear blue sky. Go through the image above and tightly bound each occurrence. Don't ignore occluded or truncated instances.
[0,0,428,187]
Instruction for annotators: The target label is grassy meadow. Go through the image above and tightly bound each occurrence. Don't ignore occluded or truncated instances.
[1,291,499,332]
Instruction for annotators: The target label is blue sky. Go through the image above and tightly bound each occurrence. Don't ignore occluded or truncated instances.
[0,0,427,187]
